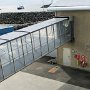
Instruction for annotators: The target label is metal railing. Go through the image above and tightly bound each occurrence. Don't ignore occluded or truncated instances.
[0,17,74,82]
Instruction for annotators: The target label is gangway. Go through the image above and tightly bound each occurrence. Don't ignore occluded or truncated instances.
[0,17,74,81]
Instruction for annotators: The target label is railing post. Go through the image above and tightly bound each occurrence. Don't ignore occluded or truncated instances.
[46,27,49,52]
[20,37,26,66]
[30,33,34,61]
[63,20,66,43]
[6,42,14,75]
[25,36,29,54]
[32,33,35,51]
[0,58,4,80]
[59,21,62,44]
[39,30,42,56]
[16,39,21,59]
[9,41,16,73]
[69,16,74,42]
[52,25,55,48]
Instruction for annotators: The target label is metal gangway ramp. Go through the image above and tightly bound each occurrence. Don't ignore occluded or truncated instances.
[0,17,74,81]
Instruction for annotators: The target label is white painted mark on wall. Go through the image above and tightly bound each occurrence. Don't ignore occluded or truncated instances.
[63,48,71,66]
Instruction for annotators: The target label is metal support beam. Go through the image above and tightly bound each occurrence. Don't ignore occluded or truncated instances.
[0,58,4,80]
[20,37,26,66]
[9,42,16,73]
[39,30,42,56]
[46,27,49,52]
[30,34,34,61]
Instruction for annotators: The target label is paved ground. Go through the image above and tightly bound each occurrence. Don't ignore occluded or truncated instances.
[0,56,90,90]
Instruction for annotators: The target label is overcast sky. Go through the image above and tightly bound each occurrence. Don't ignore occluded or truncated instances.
[0,0,57,12]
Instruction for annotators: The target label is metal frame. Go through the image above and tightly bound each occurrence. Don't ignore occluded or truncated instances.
[0,17,73,82]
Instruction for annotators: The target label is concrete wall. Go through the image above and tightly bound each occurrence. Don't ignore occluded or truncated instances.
[56,11,90,71]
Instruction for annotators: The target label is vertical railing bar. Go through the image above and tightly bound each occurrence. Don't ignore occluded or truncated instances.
[70,21,72,41]
[55,22,60,47]
[60,21,64,44]
[70,17,74,42]
[46,27,49,52]
[65,19,71,42]
[7,43,12,64]
[24,36,29,54]
[57,22,61,44]
[64,20,66,43]
[59,21,62,44]
[52,24,55,48]
[60,22,63,44]
[39,30,42,56]
[0,58,4,80]
[63,20,68,43]
[16,39,20,59]
[54,23,57,48]
[7,43,13,74]
[32,33,35,50]
[30,33,34,61]
[65,20,68,43]
[20,37,26,66]
[50,25,54,51]
[9,41,16,73]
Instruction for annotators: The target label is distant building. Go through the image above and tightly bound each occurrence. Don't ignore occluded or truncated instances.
[48,0,90,71]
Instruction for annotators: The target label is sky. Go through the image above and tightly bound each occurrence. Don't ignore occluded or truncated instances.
[0,0,57,12]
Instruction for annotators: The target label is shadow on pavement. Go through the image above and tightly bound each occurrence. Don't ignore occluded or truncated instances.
[21,56,90,89]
